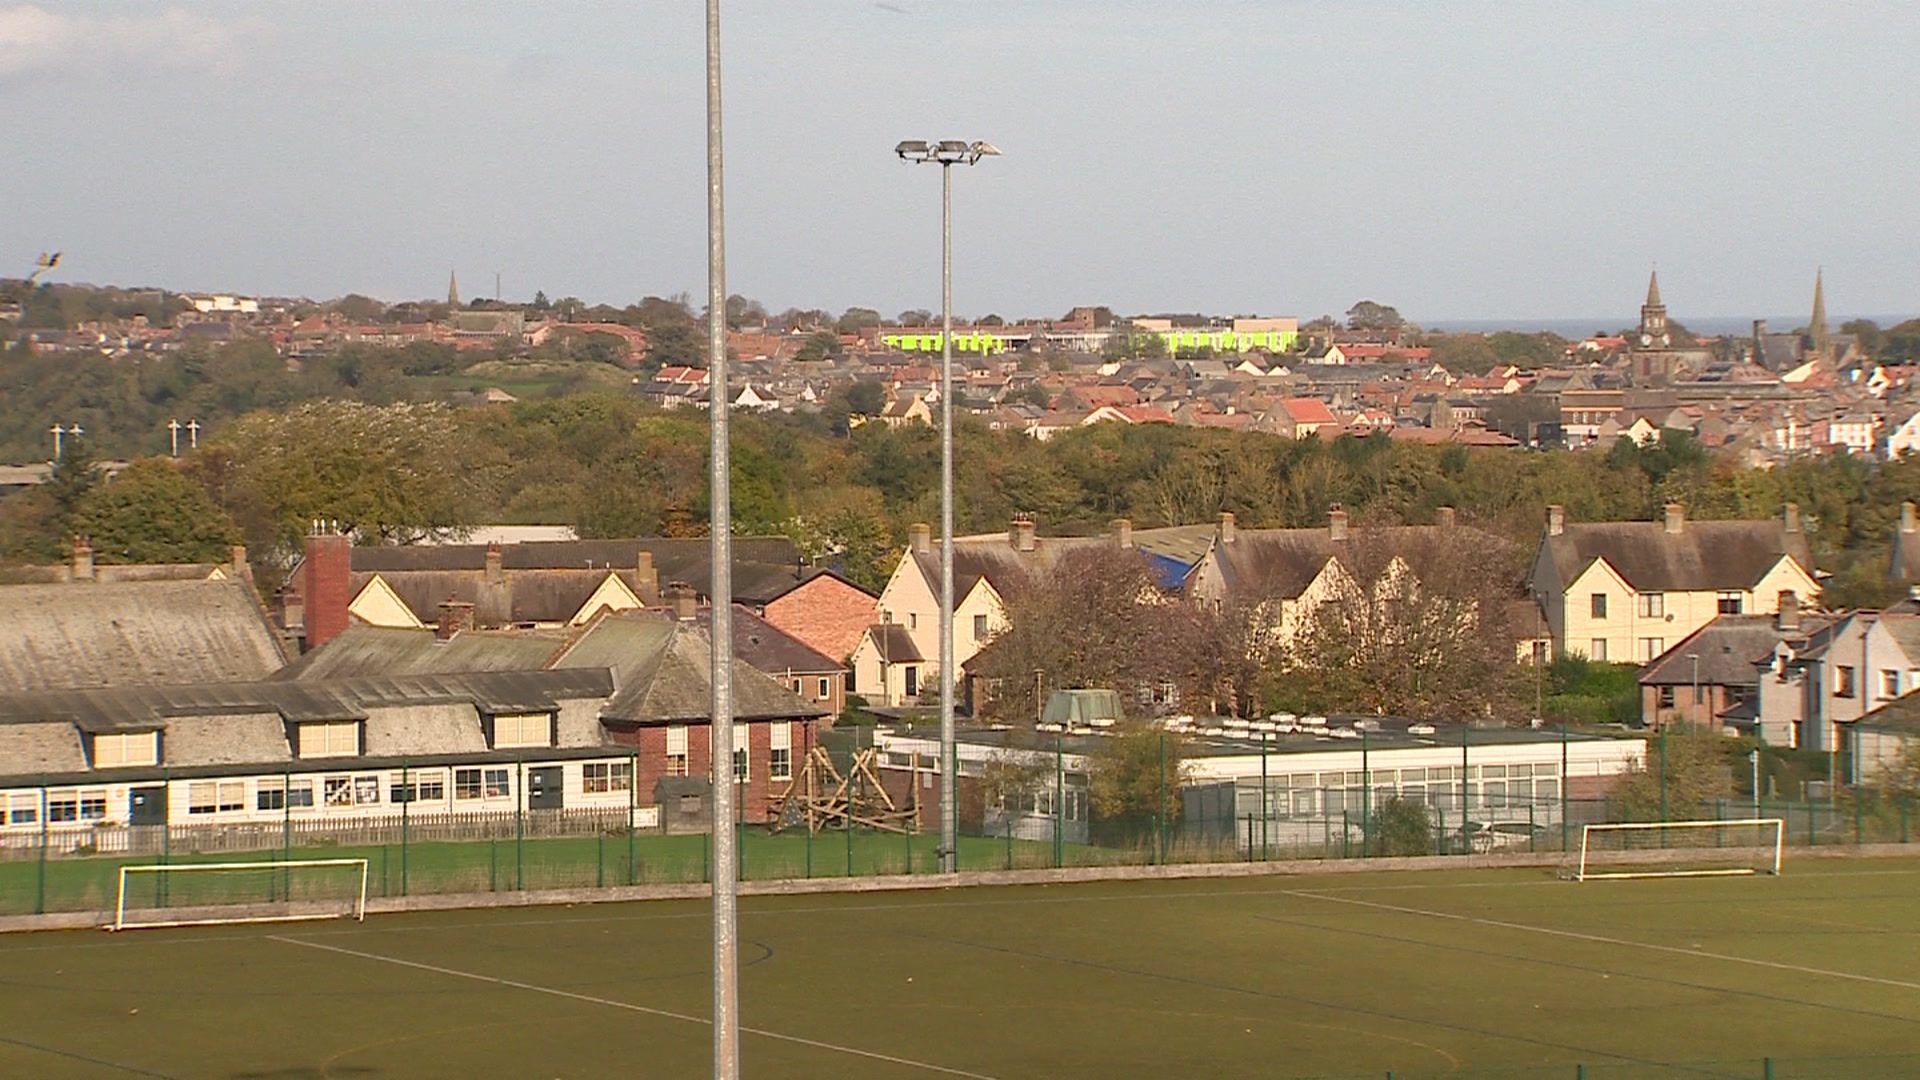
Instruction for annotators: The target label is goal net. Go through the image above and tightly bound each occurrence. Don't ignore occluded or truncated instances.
[112,859,369,931]
[1573,819,1784,881]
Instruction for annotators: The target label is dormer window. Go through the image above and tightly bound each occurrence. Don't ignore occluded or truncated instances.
[490,712,553,749]
[92,731,159,768]
[297,720,361,758]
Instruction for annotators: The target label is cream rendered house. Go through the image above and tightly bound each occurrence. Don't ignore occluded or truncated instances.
[1530,502,1818,663]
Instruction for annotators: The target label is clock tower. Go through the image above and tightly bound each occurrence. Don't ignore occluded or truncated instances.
[1637,270,1670,349]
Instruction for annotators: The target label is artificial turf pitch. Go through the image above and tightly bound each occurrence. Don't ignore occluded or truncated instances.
[3,858,1919,1079]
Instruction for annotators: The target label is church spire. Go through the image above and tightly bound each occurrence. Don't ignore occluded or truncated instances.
[447,269,460,307]
[1645,268,1662,308]
[1809,268,1828,355]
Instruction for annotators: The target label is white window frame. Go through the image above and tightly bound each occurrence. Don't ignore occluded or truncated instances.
[584,761,633,795]
[8,793,40,826]
[1637,592,1664,619]
[666,725,689,777]
[189,782,218,816]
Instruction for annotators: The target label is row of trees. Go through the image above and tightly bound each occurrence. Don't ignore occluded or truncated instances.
[7,392,1920,600]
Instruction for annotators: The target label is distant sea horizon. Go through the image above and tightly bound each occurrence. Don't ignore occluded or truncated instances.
[1420,314,1917,338]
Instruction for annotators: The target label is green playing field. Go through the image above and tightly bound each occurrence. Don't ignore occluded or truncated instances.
[3,857,1919,1079]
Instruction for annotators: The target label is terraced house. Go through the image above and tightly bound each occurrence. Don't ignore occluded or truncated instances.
[1530,502,1819,663]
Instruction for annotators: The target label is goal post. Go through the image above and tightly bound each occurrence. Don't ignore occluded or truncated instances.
[111,858,369,931]
[1574,819,1784,881]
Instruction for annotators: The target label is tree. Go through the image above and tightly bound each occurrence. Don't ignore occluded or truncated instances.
[1610,730,1735,822]
[74,457,239,564]
[1371,797,1435,856]
[845,381,886,417]
[725,294,766,329]
[896,309,934,327]
[1085,722,1188,829]
[530,290,552,312]
[836,307,882,334]
[795,331,843,362]
[1346,300,1406,333]
[331,294,385,322]
[1842,319,1884,357]
[1012,384,1052,409]
[969,547,1215,727]
[1426,334,1501,375]
[1271,527,1528,722]
[209,401,480,557]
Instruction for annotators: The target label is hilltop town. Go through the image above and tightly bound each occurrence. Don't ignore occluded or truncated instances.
[5,271,1916,467]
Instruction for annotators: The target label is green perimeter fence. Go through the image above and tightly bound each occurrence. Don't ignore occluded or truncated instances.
[1316,1053,1920,1078]
[3,736,1914,919]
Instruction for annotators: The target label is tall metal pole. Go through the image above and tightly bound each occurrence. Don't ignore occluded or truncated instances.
[704,1,740,1074]
[939,160,957,874]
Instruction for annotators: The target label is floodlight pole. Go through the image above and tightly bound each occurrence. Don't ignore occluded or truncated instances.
[938,157,957,874]
[896,139,996,875]
[705,1,739,1076]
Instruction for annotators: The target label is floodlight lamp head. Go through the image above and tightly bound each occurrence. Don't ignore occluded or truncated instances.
[895,140,931,161]
[970,141,1002,158]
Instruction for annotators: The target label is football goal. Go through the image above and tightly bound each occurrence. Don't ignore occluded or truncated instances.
[1572,819,1784,881]
[111,858,369,931]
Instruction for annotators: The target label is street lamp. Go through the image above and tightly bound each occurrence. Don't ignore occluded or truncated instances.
[895,137,998,875]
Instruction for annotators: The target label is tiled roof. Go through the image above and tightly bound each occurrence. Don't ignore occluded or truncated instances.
[0,578,285,692]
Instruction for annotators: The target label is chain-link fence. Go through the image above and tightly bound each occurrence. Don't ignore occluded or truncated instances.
[2,734,1913,919]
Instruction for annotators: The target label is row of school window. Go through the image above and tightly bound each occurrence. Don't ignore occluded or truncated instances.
[663,723,794,782]
[7,790,109,825]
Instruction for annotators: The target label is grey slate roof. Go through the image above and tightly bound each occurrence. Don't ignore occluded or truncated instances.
[340,538,815,615]
[864,623,923,664]
[363,702,487,756]
[0,669,614,735]
[279,626,568,680]
[1540,520,1813,593]
[0,722,86,774]
[914,523,1218,601]
[163,712,292,767]
[697,606,842,676]
[554,612,826,725]
[0,578,285,692]
[1211,524,1504,600]
[1637,614,1836,687]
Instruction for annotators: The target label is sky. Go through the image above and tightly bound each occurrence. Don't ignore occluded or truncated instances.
[2,1,1916,326]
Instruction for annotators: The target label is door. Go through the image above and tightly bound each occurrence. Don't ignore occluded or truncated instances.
[904,665,920,699]
[527,766,564,810]
[129,786,167,826]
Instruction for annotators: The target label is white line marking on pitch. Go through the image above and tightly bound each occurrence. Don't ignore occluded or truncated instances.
[1283,891,1920,991]
[268,935,1001,1079]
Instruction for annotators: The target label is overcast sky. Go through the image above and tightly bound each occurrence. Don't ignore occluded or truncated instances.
[2,1,1916,324]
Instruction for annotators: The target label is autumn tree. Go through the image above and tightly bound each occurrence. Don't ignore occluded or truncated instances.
[1269,525,1528,721]
[969,546,1214,727]
[1085,721,1189,830]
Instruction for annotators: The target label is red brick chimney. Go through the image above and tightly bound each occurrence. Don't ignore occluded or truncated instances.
[301,525,353,650]
[436,600,474,641]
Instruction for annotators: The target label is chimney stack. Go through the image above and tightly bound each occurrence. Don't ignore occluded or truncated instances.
[635,549,659,604]
[484,542,504,585]
[1663,502,1685,535]
[1217,511,1237,544]
[1327,506,1348,543]
[300,524,353,650]
[1776,590,1801,633]
[1112,518,1133,549]
[666,581,699,622]
[910,522,932,554]
[1436,506,1457,528]
[70,535,93,581]
[436,600,474,641]
[1547,505,1565,537]
[1782,502,1801,534]
[229,545,249,579]
[1009,514,1037,553]
[1903,502,1917,536]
